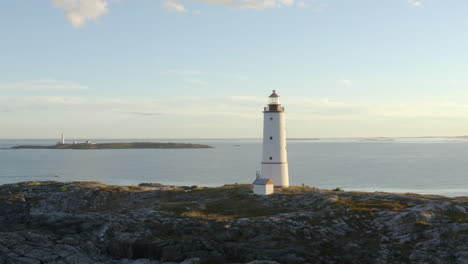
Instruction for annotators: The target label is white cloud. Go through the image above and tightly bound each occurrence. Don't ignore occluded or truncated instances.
[23,96,86,105]
[164,0,189,12]
[6,95,468,120]
[408,0,422,7]
[279,0,294,6]
[163,0,301,12]
[339,79,353,88]
[53,0,110,28]
[0,79,89,90]
[297,1,308,8]
[238,0,281,9]
[5,95,468,138]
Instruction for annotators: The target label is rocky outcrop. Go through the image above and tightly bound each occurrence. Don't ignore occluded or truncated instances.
[0,181,466,264]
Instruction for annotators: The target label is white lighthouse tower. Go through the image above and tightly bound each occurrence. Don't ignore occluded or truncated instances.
[260,90,289,188]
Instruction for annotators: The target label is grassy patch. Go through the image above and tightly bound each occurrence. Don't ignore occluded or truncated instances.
[414,220,431,231]
[415,220,430,226]
[21,181,62,187]
[160,202,192,214]
[203,197,286,219]
[189,184,252,198]
[70,182,150,193]
[181,210,233,221]
[99,185,147,193]
[7,193,25,203]
[278,186,319,194]
[334,198,407,214]
[445,209,468,223]
[160,185,289,220]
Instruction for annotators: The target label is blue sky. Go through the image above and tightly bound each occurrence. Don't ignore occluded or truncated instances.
[1,0,468,138]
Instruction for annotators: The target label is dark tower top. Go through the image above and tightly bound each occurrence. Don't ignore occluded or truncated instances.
[265,90,283,112]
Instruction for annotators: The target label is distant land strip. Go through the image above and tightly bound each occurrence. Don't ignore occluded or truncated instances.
[11,142,213,150]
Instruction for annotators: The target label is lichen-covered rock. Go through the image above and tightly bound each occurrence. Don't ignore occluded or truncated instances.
[0,181,466,264]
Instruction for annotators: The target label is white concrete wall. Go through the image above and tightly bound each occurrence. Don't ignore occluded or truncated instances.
[260,163,289,187]
[262,111,287,162]
[265,183,274,195]
[253,184,274,195]
[261,110,289,187]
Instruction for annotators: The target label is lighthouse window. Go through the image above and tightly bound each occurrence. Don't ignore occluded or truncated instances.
[269,136,273,140]
[269,156,273,160]
[269,117,273,121]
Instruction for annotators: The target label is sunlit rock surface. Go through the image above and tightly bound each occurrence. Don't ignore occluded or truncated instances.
[0,181,466,264]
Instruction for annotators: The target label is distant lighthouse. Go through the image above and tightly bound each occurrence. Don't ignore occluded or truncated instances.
[61,133,65,144]
[260,90,289,188]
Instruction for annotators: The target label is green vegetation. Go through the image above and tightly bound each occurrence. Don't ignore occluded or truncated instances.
[278,186,319,194]
[445,209,468,223]
[415,220,430,226]
[11,142,213,149]
[415,220,431,230]
[160,184,288,221]
[15,181,464,227]
[334,198,407,214]
[181,210,234,221]
[69,181,179,193]
[98,185,148,193]
[201,197,286,219]
[189,184,252,197]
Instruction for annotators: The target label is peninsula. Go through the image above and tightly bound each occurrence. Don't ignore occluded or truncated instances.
[0,181,466,264]
[11,142,213,149]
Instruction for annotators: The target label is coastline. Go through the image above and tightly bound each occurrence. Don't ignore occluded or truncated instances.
[10,142,213,150]
[1,139,467,198]
[0,181,466,263]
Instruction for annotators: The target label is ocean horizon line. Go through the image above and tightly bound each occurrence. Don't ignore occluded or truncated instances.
[2,136,468,140]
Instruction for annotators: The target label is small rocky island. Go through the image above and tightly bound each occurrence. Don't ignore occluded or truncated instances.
[0,181,467,264]
[11,142,213,150]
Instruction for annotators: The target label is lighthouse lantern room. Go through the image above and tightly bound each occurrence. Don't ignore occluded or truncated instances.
[260,90,289,188]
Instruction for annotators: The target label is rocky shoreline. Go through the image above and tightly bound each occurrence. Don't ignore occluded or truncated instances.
[0,181,467,264]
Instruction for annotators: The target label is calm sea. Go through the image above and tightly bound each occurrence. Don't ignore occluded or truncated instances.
[0,138,467,197]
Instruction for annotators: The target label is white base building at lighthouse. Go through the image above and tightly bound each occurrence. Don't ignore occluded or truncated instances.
[259,90,289,189]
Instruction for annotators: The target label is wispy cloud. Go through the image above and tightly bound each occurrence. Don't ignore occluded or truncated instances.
[52,0,311,25]
[297,1,308,8]
[224,74,249,80]
[5,95,468,138]
[164,0,189,12]
[162,0,301,13]
[124,111,164,117]
[408,0,422,7]
[184,78,208,85]
[338,79,353,88]
[7,95,468,120]
[23,96,87,106]
[53,0,110,28]
[160,70,205,76]
[0,80,89,91]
